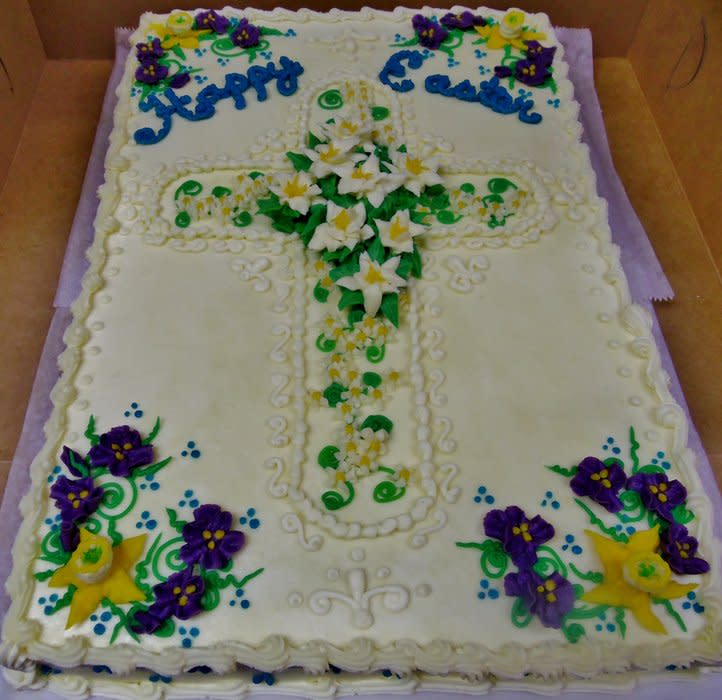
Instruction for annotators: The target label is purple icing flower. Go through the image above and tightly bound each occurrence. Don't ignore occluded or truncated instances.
[504,569,575,629]
[627,472,687,522]
[154,568,205,619]
[525,41,556,67]
[134,60,169,86]
[412,15,449,50]
[570,456,626,512]
[194,9,230,34]
[50,476,104,522]
[440,11,486,30]
[511,57,553,87]
[136,38,164,64]
[61,446,87,477]
[483,506,554,568]
[59,520,80,553]
[169,71,191,89]
[231,18,261,49]
[660,523,710,575]
[88,425,154,477]
[131,606,170,635]
[180,504,245,570]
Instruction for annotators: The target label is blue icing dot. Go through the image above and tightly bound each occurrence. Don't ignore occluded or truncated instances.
[565,534,574,543]
[480,580,489,589]
[694,603,705,613]
[140,484,147,490]
[230,599,236,606]
[552,501,560,509]
[179,626,186,635]
[190,627,199,637]
[662,461,670,469]
[93,623,106,635]
[44,606,53,615]
[606,437,614,444]
[478,486,487,495]
[131,402,138,408]
[134,410,143,418]
[182,638,192,648]
[606,623,615,632]
[612,447,621,454]
[147,519,157,530]
[248,508,256,517]
[236,589,244,597]
[474,496,481,503]
[241,600,250,609]
[595,624,603,631]
[141,511,150,519]
[484,495,495,504]
[239,516,247,525]
[136,522,143,529]
[488,589,499,599]
[687,591,696,600]
[682,601,691,610]
[179,500,186,507]
[657,451,665,458]
[100,611,112,622]
[477,592,486,600]
[188,441,196,448]
[250,519,260,529]
[124,411,130,417]
[190,449,201,459]
[545,491,553,498]
[181,451,188,457]
[39,597,46,604]
[626,526,636,535]
[190,499,199,508]
[150,482,160,491]
[49,594,58,602]
[53,466,61,474]
[571,545,583,555]
[185,490,193,498]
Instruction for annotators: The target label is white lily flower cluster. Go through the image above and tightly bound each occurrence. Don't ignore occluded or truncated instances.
[448,181,527,227]
[174,172,272,226]
[332,424,390,483]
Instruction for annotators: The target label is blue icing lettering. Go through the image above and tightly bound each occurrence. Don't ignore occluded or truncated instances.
[134,56,304,145]
[378,50,426,93]
[424,73,542,124]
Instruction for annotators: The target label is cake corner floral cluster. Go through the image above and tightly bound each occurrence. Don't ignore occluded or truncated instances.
[35,415,262,641]
[458,428,709,641]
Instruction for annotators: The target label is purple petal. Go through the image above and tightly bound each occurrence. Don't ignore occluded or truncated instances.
[169,72,191,89]
[483,509,508,541]
[61,446,86,477]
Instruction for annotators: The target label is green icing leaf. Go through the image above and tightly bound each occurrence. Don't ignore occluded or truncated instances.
[34,569,56,582]
[153,616,176,637]
[366,235,386,263]
[395,255,412,280]
[360,414,393,433]
[568,562,603,584]
[286,151,313,172]
[373,480,406,503]
[212,186,232,198]
[338,288,364,311]
[257,193,282,215]
[175,211,191,228]
[232,211,252,227]
[315,333,336,352]
[322,482,355,510]
[510,597,533,628]
[313,280,330,303]
[436,209,462,225]
[166,507,188,534]
[307,131,322,149]
[323,382,347,407]
[671,503,695,524]
[546,464,578,478]
[561,620,585,644]
[614,607,627,639]
[132,456,172,480]
[653,598,687,632]
[143,417,161,445]
[318,445,340,469]
[66,449,89,477]
[460,182,476,195]
[362,372,382,388]
[330,259,361,283]
[174,179,202,199]
[629,426,641,473]
[409,245,422,278]
[248,171,264,180]
[487,177,517,194]
[380,293,399,327]
[371,106,390,121]
[84,415,100,446]
[366,344,385,363]
[259,26,284,36]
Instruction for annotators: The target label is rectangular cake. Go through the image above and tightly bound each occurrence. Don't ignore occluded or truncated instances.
[2,5,721,697]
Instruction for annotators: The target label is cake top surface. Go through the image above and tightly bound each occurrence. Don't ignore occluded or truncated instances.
[2,5,721,688]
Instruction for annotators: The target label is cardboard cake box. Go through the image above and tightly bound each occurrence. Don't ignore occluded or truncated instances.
[0,1,721,697]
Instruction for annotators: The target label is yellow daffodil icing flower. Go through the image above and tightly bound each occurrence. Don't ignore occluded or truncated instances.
[48,529,147,629]
[149,11,210,51]
[582,526,697,635]
[474,9,546,51]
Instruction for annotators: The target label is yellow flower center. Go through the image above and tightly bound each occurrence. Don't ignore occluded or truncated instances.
[389,216,409,241]
[398,467,411,482]
[73,533,114,584]
[623,551,672,594]
[352,168,374,181]
[536,578,558,603]
[405,158,426,176]
[333,209,353,231]
[512,522,533,543]
[282,175,308,199]
[590,468,612,488]
[364,264,386,285]
[649,482,668,502]
[319,143,340,163]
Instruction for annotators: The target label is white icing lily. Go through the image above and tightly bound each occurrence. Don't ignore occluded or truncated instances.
[336,154,398,208]
[337,252,407,317]
[305,139,361,179]
[375,209,425,254]
[269,172,321,215]
[389,151,443,196]
[321,108,374,145]
[308,201,374,252]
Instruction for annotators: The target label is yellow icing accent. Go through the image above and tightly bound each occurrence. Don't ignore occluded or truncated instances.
[333,209,352,231]
[282,175,308,199]
[48,530,146,629]
[582,527,697,635]
[364,265,386,285]
[202,530,212,540]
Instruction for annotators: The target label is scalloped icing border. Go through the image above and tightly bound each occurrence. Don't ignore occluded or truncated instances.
[2,4,722,683]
